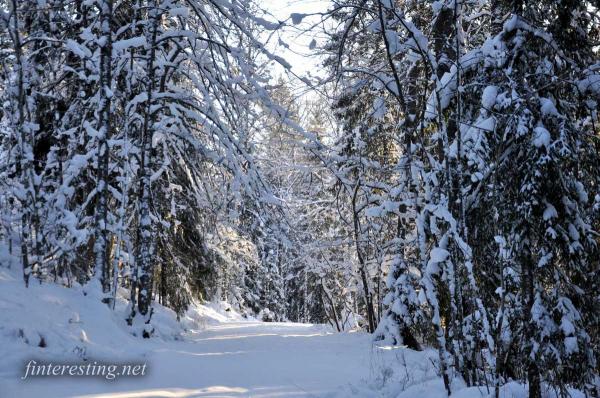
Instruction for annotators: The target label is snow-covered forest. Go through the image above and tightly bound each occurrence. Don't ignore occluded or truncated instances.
[0,0,599,397]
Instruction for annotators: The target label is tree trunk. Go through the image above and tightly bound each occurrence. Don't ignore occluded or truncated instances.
[136,0,159,321]
[94,0,114,295]
[351,182,376,333]
[8,0,33,288]
[523,247,541,398]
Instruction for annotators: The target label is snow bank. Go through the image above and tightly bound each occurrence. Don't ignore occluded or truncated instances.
[0,267,242,380]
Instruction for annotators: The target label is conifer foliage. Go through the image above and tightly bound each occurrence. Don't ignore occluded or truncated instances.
[0,0,299,332]
[322,0,600,396]
[0,1,599,396]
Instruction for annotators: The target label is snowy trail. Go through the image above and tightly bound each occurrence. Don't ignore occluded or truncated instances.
[3,320,388,398]
[0,274,555,398]
[160,322,370,397]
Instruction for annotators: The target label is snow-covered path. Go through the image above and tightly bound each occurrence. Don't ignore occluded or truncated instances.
[0,273,552,398]
[3,320,390,398]
[152,322,371,397]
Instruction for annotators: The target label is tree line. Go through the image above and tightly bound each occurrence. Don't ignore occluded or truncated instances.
[1,1,599,397]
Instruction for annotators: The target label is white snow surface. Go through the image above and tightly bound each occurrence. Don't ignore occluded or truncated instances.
[0,267,584,398]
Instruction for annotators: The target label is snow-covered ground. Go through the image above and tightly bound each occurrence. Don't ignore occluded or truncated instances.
[0,268,579,398]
